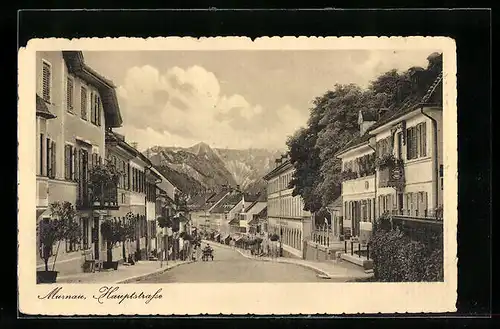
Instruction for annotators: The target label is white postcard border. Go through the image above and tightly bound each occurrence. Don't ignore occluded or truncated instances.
[18,36,458,315]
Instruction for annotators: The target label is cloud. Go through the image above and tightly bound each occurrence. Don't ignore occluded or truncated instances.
[115,65,307,151]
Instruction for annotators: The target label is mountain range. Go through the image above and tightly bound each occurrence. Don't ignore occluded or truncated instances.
[145,142,284,196]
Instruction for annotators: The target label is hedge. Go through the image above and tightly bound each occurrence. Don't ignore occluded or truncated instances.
[371,216,443,282]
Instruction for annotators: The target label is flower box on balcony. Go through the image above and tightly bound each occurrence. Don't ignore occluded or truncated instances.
[87,162,121,210]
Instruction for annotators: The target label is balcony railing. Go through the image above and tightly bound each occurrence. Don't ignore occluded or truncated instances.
[77,181,119,210]
[388,208,443,221]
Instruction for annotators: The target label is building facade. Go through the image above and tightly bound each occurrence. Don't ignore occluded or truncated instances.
[36,51,123,276]
[263,155,313,259]
[337,72,444,242]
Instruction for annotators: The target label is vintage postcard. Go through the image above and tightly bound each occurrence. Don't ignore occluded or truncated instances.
[18,36,457,315]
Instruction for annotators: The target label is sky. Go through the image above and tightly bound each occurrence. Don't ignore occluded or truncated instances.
[84,49,437,151]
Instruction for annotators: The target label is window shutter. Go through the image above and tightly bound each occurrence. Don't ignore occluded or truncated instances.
[66,78,73,112]
[412,193,418,216]
[81,87,87,119]
[416,124,421,158]
[424,192,429,216]
[98,97,102,126]
[73,147,78,181]
[39,134,44,176]
[64,145,70,180]
[421,123,427,157]
[98,155,102,165]
[51,141,56,178]
[406,129,411,160]
[46,139,51,177]
[90,93,95,124]
[42,62,51,102]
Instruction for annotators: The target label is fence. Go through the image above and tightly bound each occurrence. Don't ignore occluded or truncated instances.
[344,239,371,260]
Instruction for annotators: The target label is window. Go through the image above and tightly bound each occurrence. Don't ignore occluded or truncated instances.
[81,86,88,120]
[66,77,74,112]
[406,123,427,160]
[42,61,51,103]
[46,138,56,179]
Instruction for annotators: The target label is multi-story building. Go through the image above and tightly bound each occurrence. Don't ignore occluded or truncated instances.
[335,109,378,238]
[237,192,267,235]
[263,154,313,259]
[337,72,443,241]
[36,51,122,276]
[127,145,151,260]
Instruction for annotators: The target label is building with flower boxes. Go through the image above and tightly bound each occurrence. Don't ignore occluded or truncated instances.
[336,71,444,264]
[36,51,123,277]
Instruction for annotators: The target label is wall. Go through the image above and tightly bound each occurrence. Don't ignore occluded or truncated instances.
[374,110,442,215]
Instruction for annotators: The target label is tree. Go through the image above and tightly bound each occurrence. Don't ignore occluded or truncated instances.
[100,219,125,264]
[287,52,443,212]
[39,201,81,272]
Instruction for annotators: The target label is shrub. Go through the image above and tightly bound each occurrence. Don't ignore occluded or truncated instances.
[371,216,443,282]
[269,233,279,242]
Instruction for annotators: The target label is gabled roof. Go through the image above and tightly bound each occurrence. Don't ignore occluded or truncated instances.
[336,72,443,157]
[36,94,56,119]
[248,206,267,225]
[335,132,373,157]
[367,72,443,133]
[105,131,152,166]
[244,192,267,213]
[228,217,240,226]
[62,51,123,128]
[263,159,293,181]
[203,189,230,211]
[189,192,217,210]
[211,193,243,213]
[328,196,343,209]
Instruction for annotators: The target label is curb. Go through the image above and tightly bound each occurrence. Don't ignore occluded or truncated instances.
[116,261,193,284]
[202,239,373,281]
[234,249,333,278]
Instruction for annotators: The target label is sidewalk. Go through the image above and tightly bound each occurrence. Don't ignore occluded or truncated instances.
[56,260,190,284]
[203,239,373,281]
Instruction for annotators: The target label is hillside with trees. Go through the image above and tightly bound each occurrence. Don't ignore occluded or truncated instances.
[287,52,443,213]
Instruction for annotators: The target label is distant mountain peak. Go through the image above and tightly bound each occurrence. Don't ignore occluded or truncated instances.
[187,142,213,155]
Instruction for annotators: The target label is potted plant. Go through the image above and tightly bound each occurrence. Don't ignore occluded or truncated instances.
[100,219,124,270]
[37,201,81,284]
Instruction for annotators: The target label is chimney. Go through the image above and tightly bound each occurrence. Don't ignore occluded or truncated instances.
[275,158,282,167]
[236,184,240,191]
[359,109,379,136]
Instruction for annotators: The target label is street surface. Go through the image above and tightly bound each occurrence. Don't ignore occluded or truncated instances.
[137,244,332,283]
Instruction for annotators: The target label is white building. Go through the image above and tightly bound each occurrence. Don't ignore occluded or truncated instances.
[337,72,443,240]
[263,154,313,259]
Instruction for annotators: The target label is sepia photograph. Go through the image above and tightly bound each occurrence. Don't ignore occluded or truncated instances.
[18,36,457,314]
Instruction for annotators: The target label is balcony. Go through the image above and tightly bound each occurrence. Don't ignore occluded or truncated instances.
[77,181,119,210]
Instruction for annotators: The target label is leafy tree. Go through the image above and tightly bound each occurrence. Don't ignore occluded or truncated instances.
[40,202,81,272]
[287,52,443,212]
[101,219,125,263]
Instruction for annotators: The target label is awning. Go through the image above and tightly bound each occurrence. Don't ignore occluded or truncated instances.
[221,234,230,241]
[214,233,220,239]
[234,235,244,242]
